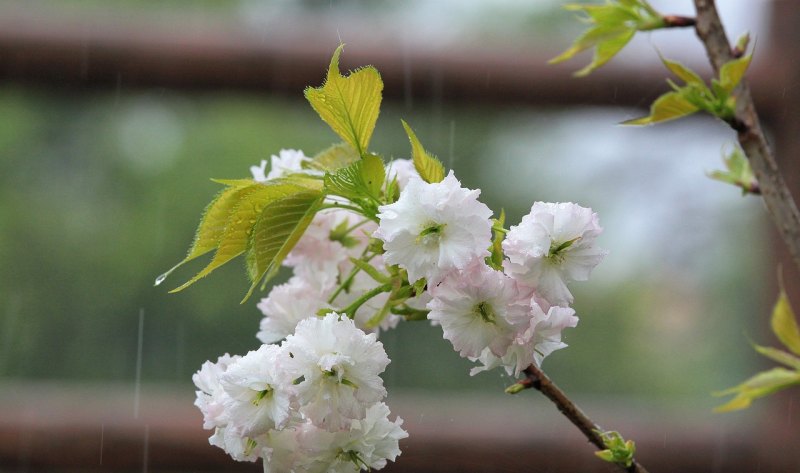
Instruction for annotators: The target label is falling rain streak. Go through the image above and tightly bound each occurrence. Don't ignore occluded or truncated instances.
[134,308,144,419]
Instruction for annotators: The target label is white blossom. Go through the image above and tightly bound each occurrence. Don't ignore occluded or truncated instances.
[427,261,526,358]
[256,277,330,344]
[503,202,607,306]
[221,344,293,437]
[374,171,493,285]
[385,158,418,191]
[294,403,407,473]
[283,313,390,430]
[250,149,310,182]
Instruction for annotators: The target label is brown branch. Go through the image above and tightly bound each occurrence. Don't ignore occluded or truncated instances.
[517,364,650,473]
[693,0,800,272]
[662,15,696,28]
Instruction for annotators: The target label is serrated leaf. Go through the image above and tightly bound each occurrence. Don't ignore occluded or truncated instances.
[720,54,752,93]
[772,288,800,356]
[661,57,704,85]
[401,120,445,183]
[306,142,360,172]
[242,189,324,301]
[753,344,800,370]
[324,153,385,202]
[169,182,308,293]
[713,367,800,412]
[575,28,636,77]
[304,45,383,156]
[156,184,253,286]
[623,91,699,125]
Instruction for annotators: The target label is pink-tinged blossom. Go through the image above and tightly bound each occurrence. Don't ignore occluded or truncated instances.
[193,353,239,430]
[427,262,527,358]
[221,344,293,438]
[470,301,578,376]
[256,277,330,344]
[503,202,607,306]
[250,149,310,182]
[374,171,493,285]
[284,209,375,289]
[283,313,390,430]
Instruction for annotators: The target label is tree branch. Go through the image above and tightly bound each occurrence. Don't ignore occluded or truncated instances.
[517,364,650,473]
[693,0,800,272]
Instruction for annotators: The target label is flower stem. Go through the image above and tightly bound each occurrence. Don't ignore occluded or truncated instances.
[340,283,393,318]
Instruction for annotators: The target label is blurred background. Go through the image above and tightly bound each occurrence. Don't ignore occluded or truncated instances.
[1,0,799,471]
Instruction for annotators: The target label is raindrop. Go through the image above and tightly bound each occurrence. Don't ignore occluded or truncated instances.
[154,271,168,286]
[99,423,105,465]
[134,309,144,419]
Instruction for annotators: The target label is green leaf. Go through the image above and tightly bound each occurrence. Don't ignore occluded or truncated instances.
[304,44,383,157]
[324,153,385,202]
[169,182,310,293]
[623,91,699,125]
[550,1,662,75]
[661,56,704,85]
[772,288,800,356]
[719,54,752,93]
[155,184,252,286]
[305,142,360,172]
[575,28,636,77]
[593,430,635,468]
[401,120,445,183]
[242,189,324,301]
[707,146,758,195]
[714,367,800,412]
[753,344,800,370]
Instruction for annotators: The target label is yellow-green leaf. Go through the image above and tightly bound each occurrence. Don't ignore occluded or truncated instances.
[401,120,445,183]
[575,29,636,77]
[306,142,360,172]
[242,189,324,302]
[772,289,800,356]
[324,153,385,202]
[550,24,629,65]
[719,54,752,93]
[714,367,800,412]
[753,344,800,370]
[304,45,383,157]
[622,91,699,125]
[661,56,704,85]
[155,184,252,286]
[169,182,308,293]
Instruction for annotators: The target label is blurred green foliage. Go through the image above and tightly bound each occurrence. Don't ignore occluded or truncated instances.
[0,85,766,406]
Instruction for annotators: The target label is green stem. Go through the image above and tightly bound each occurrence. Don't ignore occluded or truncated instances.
[328,250,374,303]
[341,283,393,318]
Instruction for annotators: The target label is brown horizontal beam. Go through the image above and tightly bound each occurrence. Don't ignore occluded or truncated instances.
[0,5,790,119]
[1,382,798,472]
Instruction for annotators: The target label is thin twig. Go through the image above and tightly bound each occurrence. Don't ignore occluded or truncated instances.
[693,0,800,272]
[519,364,650,473]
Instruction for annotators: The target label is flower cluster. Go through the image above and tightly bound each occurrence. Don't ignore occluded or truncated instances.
[374,172,607,377]
[192,147,605,471]
[193,313,407,471]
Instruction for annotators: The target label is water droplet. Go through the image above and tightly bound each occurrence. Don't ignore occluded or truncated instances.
[154,272,168,286]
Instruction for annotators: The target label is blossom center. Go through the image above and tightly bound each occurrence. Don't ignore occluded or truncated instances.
[548,236,581,263]
[252,387,273,406]
[416,222,446,245]
[473,301,497,325]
